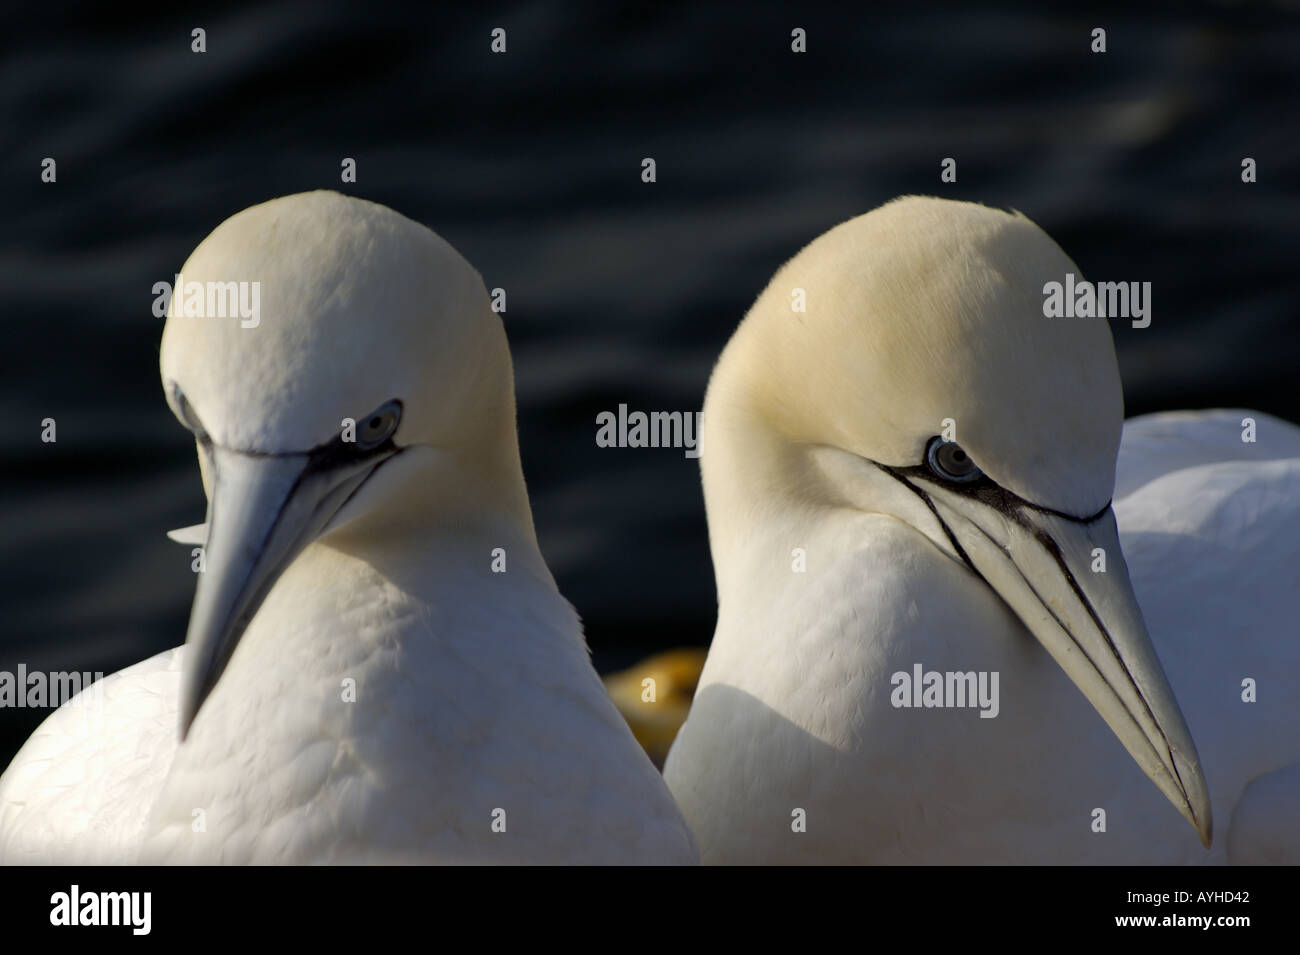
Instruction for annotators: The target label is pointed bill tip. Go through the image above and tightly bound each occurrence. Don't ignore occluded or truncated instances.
[176,445,392,741]
[921,486,1215,850]
[1171,746,1213,848]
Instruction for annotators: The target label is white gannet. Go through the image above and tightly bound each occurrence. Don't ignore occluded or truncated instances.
[663,196,1300,864]
[0,191,697,865]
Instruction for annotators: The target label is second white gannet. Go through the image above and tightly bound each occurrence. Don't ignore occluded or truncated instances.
[664,196,1300,864]
[0,191,698,865]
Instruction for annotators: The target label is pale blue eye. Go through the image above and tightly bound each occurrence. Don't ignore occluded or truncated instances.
[926,437,982,483]
[356,400,402,449]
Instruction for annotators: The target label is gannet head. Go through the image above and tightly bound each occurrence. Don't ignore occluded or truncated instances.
[160,190,520,737]
[702,195,1212,846]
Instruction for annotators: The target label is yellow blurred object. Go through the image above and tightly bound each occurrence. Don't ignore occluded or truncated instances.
[604,648,708,769]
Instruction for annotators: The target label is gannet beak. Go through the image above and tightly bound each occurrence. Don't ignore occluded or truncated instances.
[178,444,395,739]
[915,481,1213,848]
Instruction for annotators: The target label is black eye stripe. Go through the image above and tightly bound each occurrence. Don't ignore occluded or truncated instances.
[165,386,403,460]
[882,448,1112,526]
[169,384,209,439]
